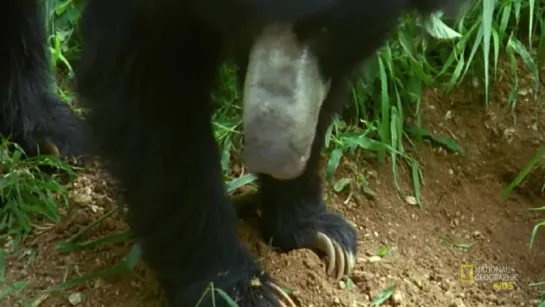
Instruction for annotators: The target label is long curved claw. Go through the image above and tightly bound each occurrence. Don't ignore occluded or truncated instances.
[316,232,336,276]
[267,281,297,307]
[333,240,345,280]
[316,231,357,280]
[345,250,355,276]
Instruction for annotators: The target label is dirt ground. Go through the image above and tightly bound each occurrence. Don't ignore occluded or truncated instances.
[3,63,545,306]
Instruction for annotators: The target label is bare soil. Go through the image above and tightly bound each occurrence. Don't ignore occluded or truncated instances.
[3,64,545,307]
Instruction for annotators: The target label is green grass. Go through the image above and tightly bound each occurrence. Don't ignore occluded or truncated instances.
[0,140,75,245]
[1,0,545,305]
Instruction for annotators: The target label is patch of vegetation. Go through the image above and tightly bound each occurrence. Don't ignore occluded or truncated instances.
[0,141,75,245]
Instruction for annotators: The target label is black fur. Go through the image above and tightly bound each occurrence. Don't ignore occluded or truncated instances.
[2,1,89,159]
[76,0,461,306]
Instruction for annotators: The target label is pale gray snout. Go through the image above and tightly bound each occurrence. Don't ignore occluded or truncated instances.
[241,23,330,180]
[243,133,309,180]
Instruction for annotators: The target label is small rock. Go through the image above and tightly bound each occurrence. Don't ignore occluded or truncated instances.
[339,280,346,289]
[503,128,515,140]
[68,292,82,305]
[352,270,373,283]
[488,294,498,303]
[405,195,417,205]
[90,204,103,213]
[369,256,382,263]
[391,291,404,305]
[357,257,368,263]
[407,269,426,289]
[73,192,93,204]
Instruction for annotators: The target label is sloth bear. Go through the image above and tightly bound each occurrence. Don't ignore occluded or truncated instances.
[76,0,461,306]
[5,0,461,306]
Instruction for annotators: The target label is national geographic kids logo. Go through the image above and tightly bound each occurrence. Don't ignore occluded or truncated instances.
[460,264,474,283]
[460,264,518,290]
